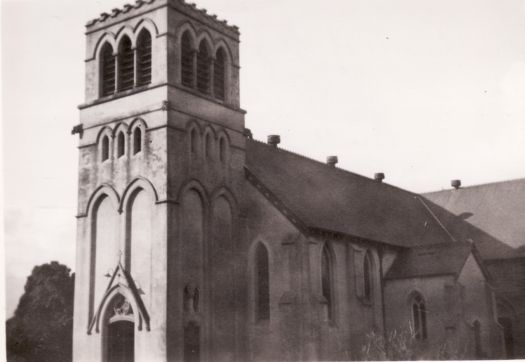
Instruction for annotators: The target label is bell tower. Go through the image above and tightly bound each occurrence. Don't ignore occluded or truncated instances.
[72,0,246,361]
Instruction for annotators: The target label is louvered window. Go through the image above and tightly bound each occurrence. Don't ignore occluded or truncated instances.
[255,243,270,321]
[181,32,194,87]
[117,132,125,158]
[101,43,115,97]
[197,41,210,94]
[133,128,142,154]
[118,36,134,91]
[213,48,225,100]
[137,30,152,86]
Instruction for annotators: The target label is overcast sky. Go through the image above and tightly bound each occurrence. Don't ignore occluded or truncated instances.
[3,0,525,317]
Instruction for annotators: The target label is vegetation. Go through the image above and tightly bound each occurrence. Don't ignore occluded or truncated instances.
[6,262,75,362]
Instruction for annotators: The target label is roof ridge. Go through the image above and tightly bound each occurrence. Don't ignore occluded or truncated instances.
[86,0,239,33]
[248,137,419,197]
[423,177,525,195]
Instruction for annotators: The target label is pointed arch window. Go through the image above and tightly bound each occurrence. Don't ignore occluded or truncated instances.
[364,251,373,301]
[118,36,134,91]
[181,31,194,87]
[190,128,198,156]
[205,133,212,159]
[136,30,152,86]
[133,127,142,155]
[219,137,227,164]
[411,293,427,340]
[213,48,226,100]
[196,41,210,94]
[255,243,270,321]
[100,43,115,96]
[321,244,334,321]
[117,132,125,158]
[101,135,110,161]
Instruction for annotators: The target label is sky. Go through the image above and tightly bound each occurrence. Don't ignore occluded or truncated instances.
[3,0,525,317]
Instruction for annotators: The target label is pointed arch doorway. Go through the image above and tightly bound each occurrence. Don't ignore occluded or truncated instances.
[104,294,135,362]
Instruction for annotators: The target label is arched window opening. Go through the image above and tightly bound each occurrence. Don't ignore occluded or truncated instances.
[473,320,482,358]
[133,128,142,155]
[101,135,110,161]
[364,251,372,301]
[205,133,212,159]
[321,244,334,321]
[255,243,270,321]
[105,294,134,362]
[196,41,210,94]
[181,31,194,87]
[411,293,427,340]
[117,132,125,158]
[100,43,115,97]
[136,30,152,86]
[190,128,198,155]
[219,137,227,164]
[118,36,134,91]
[213,48,226,100]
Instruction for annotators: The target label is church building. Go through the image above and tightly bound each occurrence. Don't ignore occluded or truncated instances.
[71,0,524,360]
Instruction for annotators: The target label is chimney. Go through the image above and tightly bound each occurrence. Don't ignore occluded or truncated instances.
[326,156,338,167]
[451,179,461,190]
[267,135,280,147]
[374,173,385,183]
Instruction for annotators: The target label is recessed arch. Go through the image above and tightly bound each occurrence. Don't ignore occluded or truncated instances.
[176,179,209,206]
[213,39,234,66]
[115,26,136,48]
[203,127,216,160]
[213,47,227,100]
[93,32,117,61]
[99,42,116,97]
[119,177,159,213]
[133,17,159,38]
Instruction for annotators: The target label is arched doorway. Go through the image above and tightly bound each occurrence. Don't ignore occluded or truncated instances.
[105,294,135,362]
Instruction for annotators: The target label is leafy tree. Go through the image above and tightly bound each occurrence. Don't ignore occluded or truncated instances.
[6,262,74,362]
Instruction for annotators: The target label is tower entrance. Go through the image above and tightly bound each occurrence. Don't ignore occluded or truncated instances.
[105,295,135,362]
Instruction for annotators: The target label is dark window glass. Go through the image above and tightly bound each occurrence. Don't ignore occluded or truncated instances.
[213,48,225,100]
[118,36,134,91]
[255,243,270,321]
[117,132,125,158]
[136,30,152,86]
[181,32,194,87]
[196,41,210,94]
[100,43,115,96]
[101,135,110,161]
[321,244,333,321]
[133,128,142,154]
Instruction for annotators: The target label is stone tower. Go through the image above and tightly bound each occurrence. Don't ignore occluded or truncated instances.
[72,1,246,360]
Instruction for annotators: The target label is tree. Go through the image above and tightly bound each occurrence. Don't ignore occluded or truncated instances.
[6,262,75,362]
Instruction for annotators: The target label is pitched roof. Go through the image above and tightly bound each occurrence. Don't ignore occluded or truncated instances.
[423,179,525,259]
[385,242,474,280]
[245,139,454,248]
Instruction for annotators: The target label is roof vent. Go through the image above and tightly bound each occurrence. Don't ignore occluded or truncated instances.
[451,179,461,190]
[267,135,280,147]
[326,156,338,167]
[374,173,385,182]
